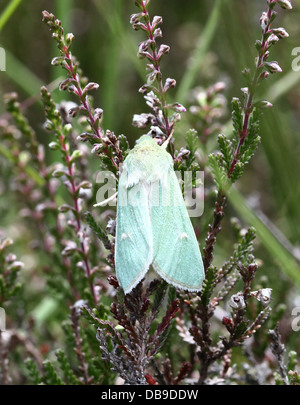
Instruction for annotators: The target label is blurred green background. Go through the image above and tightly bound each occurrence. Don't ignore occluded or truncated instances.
[0,0,300,346]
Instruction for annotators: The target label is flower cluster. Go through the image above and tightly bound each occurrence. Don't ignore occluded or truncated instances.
[209,0,292,186]
[130,0,185,147]
[42,10,128,174]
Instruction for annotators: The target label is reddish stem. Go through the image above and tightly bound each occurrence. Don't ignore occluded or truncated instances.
[58,134,97,305]
[64,51,119,169]
[228,5,273,177]
[141,3,172,139]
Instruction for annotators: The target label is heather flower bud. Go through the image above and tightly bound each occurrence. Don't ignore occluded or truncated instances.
[68,105,83,118]
[260,12,269,31]
[42,10,52,20]
[59,78,74,91]
[258,100,273,108]
[66,33,75,45]
[260,71,270,80]
[152,15,163,29]
[164,78,176,92]
[84,82,99,93]
[145,374,156,385]
[64,123,72,134]
[6,253,17,263]
[213,81,226,93]
[278,0,292,10]
[44,120,55,131]
[76,133,89,142]
[18,151,31,165]
[241,87,249,96]
[138,39,152,53]
[148,126,165,137]
[132,113,153,129]
[91,144,103,154]
[131,21,147,32]
[67,85,78,94]
[167,103,186,113]
[189,106,201,115]
[153,28,162,38]
[144,91,160,108]
[38,144,45,162]
[157,44,170,59]
[267,34,279,45]
[264,61,282,73]
[106,218,116,236]
[72,299,87,315]
[263,50,270,61]
[251,288,272,307]
[272,27,289,39]
[137,49,152,60]
[62,241,77,256]
[48,141,59,150]
[8,261,24,272]
[52,168,68,178]
[51,56,65,66]
[222,317,233,327]
[177,147,190,159]
[146,63,155,72]
[94,108,103,121]
[172,112,181,123]
[138,84,152,94]
[147,70,159,84]
[130,13,143,25]
[230,292,246,310]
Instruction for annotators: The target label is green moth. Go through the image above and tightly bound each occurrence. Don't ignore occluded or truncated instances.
[115,135,204,294]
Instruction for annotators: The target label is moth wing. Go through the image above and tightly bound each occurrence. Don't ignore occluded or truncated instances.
[151,169,204,291]
[115,173,153,294]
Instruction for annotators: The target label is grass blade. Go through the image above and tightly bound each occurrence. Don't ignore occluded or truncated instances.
[4,50,43,96]
[227,186,300,289]
[0,0,22,31]
[175,0,227,103]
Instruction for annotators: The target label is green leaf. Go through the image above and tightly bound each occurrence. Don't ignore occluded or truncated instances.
[200,266,218,306]
[84,212,111,250]
[24,358,42,385]
[43,360,64,385]
[234,319,248,339]
[229,161,244,183]
[56,349,81,385]
[69,149,83,163]
[217,134,233,171]
[231,97,243,140]
[208,153,230,192]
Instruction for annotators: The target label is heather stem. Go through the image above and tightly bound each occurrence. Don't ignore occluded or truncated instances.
[63,49,105,142]
[228,3,273,177]
[140,2,174,149]
[58,134,97,305]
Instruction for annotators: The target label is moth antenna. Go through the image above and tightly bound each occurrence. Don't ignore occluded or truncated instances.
[161,128,174,149]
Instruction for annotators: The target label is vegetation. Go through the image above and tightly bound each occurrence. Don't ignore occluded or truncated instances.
[0,0,299,385]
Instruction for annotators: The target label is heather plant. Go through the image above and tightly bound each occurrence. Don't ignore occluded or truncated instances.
[0,0,299,386]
